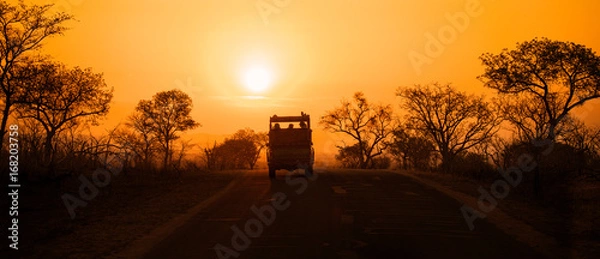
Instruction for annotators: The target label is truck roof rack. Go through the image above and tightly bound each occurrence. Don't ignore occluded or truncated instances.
[269,112,310,123]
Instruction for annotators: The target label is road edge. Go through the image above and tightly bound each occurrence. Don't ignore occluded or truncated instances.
[110,172,245,258]
[390,170,566,259]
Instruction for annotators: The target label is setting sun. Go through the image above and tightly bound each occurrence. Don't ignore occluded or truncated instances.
[243,66,272,93]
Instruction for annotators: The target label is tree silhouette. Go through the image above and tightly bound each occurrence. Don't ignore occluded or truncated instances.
[202,129,267,170]
[397,83,500,174]
[335,143,362,169]
[389,124,435,171]
[495,95,556,142]
[559,118,600,180]
[125,112,160,169]
[216,138,256,170]
[231,128,268,169]
[16,61,113,176]
[113,126,157,172]
[479,38,600,141]
[131,89,200,171]
[320,92,394,169]
[0,1,73,152]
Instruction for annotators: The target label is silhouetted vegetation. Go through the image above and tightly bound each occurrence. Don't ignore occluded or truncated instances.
[129,89,200,173]
[397,83,500,174]
[318,39,600,194]
[203,128,267,170]
[0,2,206,180]
[479,38,600,141]
[388,124,435,171]
[0,1,73,153]
[334,143,360,168]
[16,61,113,177]
[0,1,598,256]
[320,92,394,169]
[480,37,600,197]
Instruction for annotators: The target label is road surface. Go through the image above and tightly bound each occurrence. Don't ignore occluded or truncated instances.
[141,169,544,259]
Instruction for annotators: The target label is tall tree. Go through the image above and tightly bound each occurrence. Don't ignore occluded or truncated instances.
[479,38,600,141]
[202,129,268,170]
[320,92,394,169]
[0,1,73,151]
[214,138,257,170]
[397,83,500,173]
[132,89,200,171]
[231,128,268,169]
[16,62,113,175]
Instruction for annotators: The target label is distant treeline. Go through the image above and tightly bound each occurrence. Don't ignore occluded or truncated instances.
[0,2,204,179]
[320,38,600,200]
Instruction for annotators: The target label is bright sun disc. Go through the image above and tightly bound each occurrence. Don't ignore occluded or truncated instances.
[243,67,271,93]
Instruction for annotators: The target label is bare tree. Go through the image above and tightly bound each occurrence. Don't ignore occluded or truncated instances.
[497,95,552,142]
[479,38,600,141]
[16,62,113,176]
[125,112,160,169]
[561,119,600,154]
[0,1,73,150]
[202,142,217,170]
[320,92,394,169]
[559,118,600,180]
[132,89,200,172]
[397,83,500,174]
[171,139,194,176]
[56,125,119,177]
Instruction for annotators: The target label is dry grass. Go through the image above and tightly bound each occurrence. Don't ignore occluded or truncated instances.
[1,170,237,258]
[407,170,600,259]
[569,182,600,258]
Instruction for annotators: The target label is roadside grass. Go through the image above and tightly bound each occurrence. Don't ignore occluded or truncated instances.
[402,169,600,259]
[2,169,237,259]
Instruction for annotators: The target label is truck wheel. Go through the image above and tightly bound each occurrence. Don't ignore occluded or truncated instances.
[269,168,276,179]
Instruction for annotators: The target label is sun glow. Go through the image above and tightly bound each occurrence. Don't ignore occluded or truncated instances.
[243,66,272,93]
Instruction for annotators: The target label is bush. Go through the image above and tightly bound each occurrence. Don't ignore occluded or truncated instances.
[452,152,495,180]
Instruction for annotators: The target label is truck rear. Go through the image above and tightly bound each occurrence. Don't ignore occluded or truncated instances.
[267,112,314,178]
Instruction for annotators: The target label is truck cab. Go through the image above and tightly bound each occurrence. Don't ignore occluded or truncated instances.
[267,112,314,178]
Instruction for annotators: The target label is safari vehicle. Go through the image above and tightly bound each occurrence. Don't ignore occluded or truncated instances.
[267,112,314,178]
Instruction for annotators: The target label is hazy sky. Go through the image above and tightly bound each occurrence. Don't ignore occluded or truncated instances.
[39,0,600,152]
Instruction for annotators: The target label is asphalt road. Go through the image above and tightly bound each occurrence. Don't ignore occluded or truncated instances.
[142,169,545,259]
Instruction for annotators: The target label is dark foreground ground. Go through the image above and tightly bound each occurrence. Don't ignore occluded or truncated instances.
[5,169,586,258]
[138,169,544,259]
[0,171,236,258]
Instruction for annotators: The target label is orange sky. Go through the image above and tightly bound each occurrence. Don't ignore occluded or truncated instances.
[33,0,600,158]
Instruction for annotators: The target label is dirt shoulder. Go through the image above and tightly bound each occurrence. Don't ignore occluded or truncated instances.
[393,170,599,259]
[2,170,240,259]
